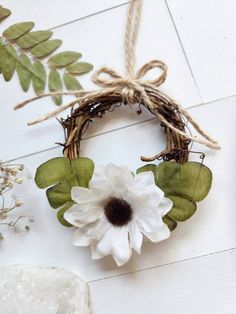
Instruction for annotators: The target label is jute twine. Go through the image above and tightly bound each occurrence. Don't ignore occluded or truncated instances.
[15,0,220,162]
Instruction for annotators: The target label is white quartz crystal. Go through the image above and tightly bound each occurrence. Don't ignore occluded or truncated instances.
[0,265,90,314]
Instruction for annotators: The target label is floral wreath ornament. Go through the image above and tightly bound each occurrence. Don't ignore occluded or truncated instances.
[15,0,220,266]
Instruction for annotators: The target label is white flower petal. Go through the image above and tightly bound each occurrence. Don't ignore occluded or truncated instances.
[91,165,106,181]
[104,163,134,195]
[71,186,101,204]
[143,223,170,243]
[89,179,111,198]
[133,171,156,189]
[64,205,85,228]
[72,227,91,246]
[72,218,108,246]
[90,242,104,259]
[158,197,173,216]
[64,203,103,226]
[135,208,163,233]
[127,172,164,209]
[94,226,132,266]
[128,221,143,254]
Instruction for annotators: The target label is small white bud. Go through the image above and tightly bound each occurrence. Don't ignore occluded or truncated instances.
[15,199,24,207]
[15,177,23,184]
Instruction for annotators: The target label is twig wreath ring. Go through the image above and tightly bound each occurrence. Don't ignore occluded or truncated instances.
[16,0,220,266]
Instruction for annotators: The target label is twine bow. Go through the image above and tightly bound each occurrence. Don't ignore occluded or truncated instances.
[92,60,167,106]
[14,0,220,151]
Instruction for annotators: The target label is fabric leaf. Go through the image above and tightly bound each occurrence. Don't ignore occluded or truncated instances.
[35,157,94,226]
[0,6,11,22]
[177,162,212,202]
[31,39,62,58]
[156,161,212,202]
[63,73,82,91]
[137,161,212,228]
[3,21,34,40]
[57,201,73,227]
[66,62,93,75]
[0,45,17,81]
[35,157,75,189]
[48,51,81,67]
[31,60,46,95]
[46,181,72,209]
[163,215,177,231]
[16,54,32,91]
[167,195,197,221]
[48,69,63,105]
[16,30,52,49]
[71,157,94,188]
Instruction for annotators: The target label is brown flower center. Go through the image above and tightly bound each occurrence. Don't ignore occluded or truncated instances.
[104,197,133,226]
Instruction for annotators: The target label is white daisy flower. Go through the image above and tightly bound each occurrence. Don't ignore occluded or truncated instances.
[64,163,173,266]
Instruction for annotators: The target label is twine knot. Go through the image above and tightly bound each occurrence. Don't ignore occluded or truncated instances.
[92,60,167,105]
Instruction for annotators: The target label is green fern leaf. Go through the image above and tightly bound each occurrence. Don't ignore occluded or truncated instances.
[0,45,17,81]
[16,54,32,92]
[16,30,52,49]
[48,51,81,67]
[3,21,34,40]
[66,62,93,75]
[31,39,62,58]
[0,6,11,22]
[32,60,46,95]
[0,42,8,73]
[49,69,63,105]
[63,73,82,91]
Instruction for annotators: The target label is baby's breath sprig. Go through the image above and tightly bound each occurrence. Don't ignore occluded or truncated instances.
[0,161,33,240]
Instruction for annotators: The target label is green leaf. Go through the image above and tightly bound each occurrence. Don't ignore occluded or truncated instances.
[155,161,181,195]
[35,157,94,226]
[48,69,63,105]
[0,43,9,73]
[46,181,71,209]
[167,195,197,222]
[35,157,75,189]
[31,39,62,58]
[16,54,32,91]
[0,45,17,81]
[63,73,82,91]
[138,161,212,225]
[177,162,212,202]
[48,51,81,68]
[66,62,93,75]
[3,22,34,40]
[0,6,11,22]
[57,201,73,227]
[71,157,94,188]
[32,60,46,95]
[16,30,53,49]
[156,161,212,202]
[163,215,177,231]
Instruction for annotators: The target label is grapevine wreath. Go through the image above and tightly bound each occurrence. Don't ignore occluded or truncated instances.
[16,0,220,266]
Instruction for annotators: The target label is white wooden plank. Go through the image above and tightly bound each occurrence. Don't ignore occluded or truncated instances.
[166,0,236,102]
[89,249,236,314]
[0,0,127,29]
[0,0,201,161]
[0,96,235,282]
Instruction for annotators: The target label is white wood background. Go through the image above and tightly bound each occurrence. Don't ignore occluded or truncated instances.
[0,1,235,313]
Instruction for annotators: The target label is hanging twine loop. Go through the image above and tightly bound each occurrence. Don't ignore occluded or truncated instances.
[14,0,220,158]
[91,0,168,106]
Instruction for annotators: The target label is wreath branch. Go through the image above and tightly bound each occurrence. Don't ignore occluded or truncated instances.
[14,0,220,164]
